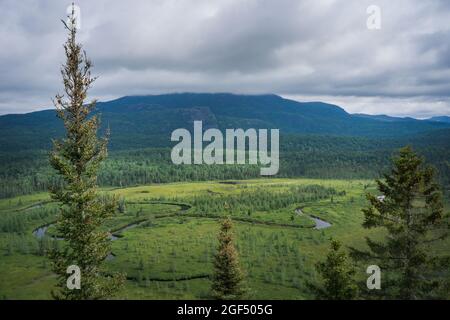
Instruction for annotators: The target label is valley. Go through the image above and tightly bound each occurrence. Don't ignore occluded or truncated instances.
[0,94,449,300]
[0,178,392,299]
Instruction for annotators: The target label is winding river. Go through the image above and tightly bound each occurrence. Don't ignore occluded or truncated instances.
[295,208,332,229]
[32,202,192,260]
[32,202,192,240]
[32,203,331,262]
[33,205,332,241]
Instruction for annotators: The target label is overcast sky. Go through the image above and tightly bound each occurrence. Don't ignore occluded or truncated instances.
[1,0,450,118]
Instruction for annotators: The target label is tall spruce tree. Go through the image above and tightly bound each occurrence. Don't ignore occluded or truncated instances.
[351,146,449,299]
[49,5,124,299]
[211,217,245,299]
[309,240,359,300]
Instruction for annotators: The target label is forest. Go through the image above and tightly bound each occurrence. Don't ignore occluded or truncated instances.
[1,133,449,199]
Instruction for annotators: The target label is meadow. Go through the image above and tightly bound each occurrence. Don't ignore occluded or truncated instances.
[0,178,447,299]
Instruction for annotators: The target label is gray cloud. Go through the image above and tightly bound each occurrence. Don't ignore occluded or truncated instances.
[0,0,450,117]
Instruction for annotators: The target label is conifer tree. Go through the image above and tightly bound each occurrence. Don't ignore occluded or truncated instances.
[310,240,358,300]
[211,217,245,299]
[351,146,449,299]
[49,5,124,300]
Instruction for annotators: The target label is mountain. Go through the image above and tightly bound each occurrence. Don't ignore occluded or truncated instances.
[353,113,416,122]
[427,116,450,123]
[1,93,449,152]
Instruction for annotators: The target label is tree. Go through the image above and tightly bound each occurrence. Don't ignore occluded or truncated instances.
[118,197,126,214]
[351,146,449,299]
[211,217,246,299]
[309,240,358,300]
[49,5,124,300]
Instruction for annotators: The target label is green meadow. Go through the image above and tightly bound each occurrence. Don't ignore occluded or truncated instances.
[0,178,447,299]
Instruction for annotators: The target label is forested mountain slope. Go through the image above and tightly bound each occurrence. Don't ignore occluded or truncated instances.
[1,93,449,152]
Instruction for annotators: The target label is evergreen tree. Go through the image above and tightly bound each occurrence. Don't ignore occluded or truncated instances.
[351,146,449,299]
[49,5,124,300]
[118,197,126,214]
[211,217,245,299]
[309,240,358,300]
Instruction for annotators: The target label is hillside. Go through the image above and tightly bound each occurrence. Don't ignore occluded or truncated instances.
[428,116,450,124]
[1,93,449,152]
[1,93,449,199]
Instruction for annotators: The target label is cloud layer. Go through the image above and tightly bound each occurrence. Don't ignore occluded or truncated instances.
[1,0,450,117]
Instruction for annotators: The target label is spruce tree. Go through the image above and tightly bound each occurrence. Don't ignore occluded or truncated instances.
[49,5,124,300]
[310,240,358,300]
[211,217,245,299]
[351,146,449,299]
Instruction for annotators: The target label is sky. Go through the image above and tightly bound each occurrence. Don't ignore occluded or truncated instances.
[0,0,450,118]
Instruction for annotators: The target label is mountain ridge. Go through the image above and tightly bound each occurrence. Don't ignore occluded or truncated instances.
[1,93,449,152]
[427,116,450,123]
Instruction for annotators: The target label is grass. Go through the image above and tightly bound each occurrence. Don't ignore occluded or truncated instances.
[0,178,447,299]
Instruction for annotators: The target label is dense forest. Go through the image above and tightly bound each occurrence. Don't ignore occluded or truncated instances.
[189,184,342,215]
[1,93,449,200]
[1,133,449,199]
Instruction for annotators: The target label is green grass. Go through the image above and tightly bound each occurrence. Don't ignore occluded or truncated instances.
[0,178,447,300]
